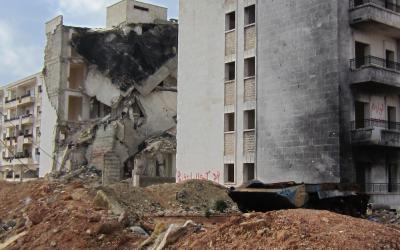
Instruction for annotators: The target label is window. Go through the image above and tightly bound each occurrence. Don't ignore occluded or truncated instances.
[224,113,235,132]
[388,164,399,193]
[355,101,370,129]
[354,0,364,7]
[354,41,370,68]
[244,5,255,25]
[388,106,396,130]
[225,12,235,31]
[68,96,83,121]
[244,57,255,77]
[244,110,255,130]
[225,164,235,183]
[243,163,255,182]
[69,64,85,89]
[134,5,149,11]
[225,62,235,81]
[38,85,42,93]
[386,50,395,69]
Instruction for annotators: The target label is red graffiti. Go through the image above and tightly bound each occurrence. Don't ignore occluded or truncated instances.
[177,170,221,184]
[371,103,385,118]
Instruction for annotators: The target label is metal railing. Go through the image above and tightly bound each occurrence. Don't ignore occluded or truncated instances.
[4,116,19,122]
[5,97,17,104]
[350,0,400,13]
[351,118,400,130]
[3,152,32,161]
[4,113,32,123]
[350,56,400,72]
[366,183,400,193]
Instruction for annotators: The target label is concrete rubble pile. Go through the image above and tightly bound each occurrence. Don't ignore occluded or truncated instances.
[43,20,178,186]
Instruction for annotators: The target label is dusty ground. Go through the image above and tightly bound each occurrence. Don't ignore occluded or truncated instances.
[171,209,400,250]
[0,179,399,249]
[0,179,235,250]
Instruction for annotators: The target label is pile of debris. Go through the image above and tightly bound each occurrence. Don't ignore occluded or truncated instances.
[98,180,239,217]
[367,209,400,229]
[0,179,236,249]
[171,209,400,250]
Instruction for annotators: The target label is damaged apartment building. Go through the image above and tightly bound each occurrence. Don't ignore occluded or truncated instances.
[40,0,178,186]
[178,0,400,208]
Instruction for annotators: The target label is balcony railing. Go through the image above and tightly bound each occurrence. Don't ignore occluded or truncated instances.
[3,152,32,161]
[351,119,400,130]
[4,116,19,122]
[5,98,17,104]
[350,0,400,13]
[4,113,32,123]
[350,56,400,72]
[366,183,400,193]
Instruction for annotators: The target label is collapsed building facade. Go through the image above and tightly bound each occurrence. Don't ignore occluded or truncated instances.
[178,0,400,208]
[40,0,178,186]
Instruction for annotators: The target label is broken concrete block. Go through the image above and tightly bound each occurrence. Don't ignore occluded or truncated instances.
[93,190,124,215]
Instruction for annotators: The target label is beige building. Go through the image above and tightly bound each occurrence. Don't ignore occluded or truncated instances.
[0,73,43,181]
[178,0,400,208]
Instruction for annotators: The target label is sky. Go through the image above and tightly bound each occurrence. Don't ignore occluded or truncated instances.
[0,0,179,85]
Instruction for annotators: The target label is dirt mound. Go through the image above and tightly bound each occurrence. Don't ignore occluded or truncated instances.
[105,180,238,217]
[171,209,400,250]
[0,180,144,250]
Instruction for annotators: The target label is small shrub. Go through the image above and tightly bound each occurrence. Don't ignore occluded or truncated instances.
[214,200,228,213]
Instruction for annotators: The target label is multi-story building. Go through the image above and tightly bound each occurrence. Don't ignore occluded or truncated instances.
[0,73,43,181]
[178,0,400,207]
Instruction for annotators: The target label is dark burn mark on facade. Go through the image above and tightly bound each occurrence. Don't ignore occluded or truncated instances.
[71,24,178,91]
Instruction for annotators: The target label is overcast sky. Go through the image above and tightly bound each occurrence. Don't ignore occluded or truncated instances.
[0,0,179,85]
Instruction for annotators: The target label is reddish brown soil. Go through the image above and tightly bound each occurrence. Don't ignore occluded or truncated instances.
[171,209,400,250]
[0,180,144,250]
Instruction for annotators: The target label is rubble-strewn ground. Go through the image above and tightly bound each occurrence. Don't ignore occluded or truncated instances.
[0,179,400,249]
[104,180,238,217]
[0,179,236,250]
[170,209,400,250]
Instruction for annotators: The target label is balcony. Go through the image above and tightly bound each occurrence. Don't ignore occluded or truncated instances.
[349,0,400,38]
[3,114,33,128]
[351,119,400,147]
[21,114,34,125]
[17,94,35,106]
[2,152,33,165]
[349,56,400,88]
[24,134,33,144]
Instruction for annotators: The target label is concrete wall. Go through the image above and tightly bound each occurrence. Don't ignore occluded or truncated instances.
[256,0,341,183]
[177,0,225,185]
[106,0,128,28]
[106,0,167,28]
[39,76,58,177]
[352,29,398,59]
